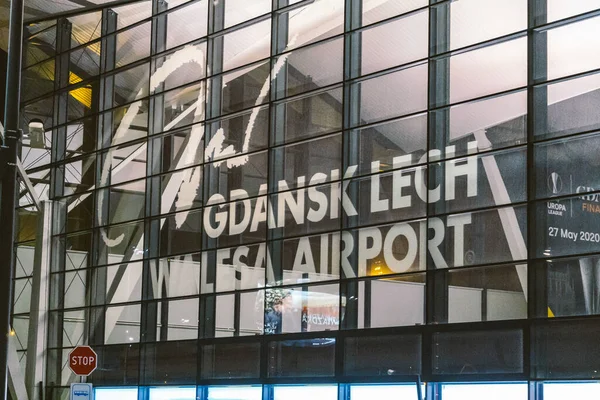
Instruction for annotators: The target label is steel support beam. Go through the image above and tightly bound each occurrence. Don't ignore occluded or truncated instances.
[0,0,24,398]
[7,335,27,400]
[25,201,51,400]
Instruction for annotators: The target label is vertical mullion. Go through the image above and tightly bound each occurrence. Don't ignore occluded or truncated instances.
[528,0,548,392]
[426,0,450,329]
[200,0,225,341]
[337,0,362,383]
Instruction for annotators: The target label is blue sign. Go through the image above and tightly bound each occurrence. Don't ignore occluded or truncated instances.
[70,383,93,400]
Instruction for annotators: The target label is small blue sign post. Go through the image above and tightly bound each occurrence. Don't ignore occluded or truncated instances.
[70,383,93,400]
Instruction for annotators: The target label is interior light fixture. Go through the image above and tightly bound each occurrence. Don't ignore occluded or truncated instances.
[27,118,45,149]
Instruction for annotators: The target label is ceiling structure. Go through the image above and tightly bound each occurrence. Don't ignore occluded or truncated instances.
[0,0,123,51]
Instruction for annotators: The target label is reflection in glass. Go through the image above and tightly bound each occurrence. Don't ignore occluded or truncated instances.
[360,10,428,76]
[362,0,427,26]
[543,255,600,317]
[274,37,343,99]
[223,19,271,72]
[448,37,527,105]
[274,87,343,144]
[447,264,527,323]
[448,0,526,51]
[105,304,141,344]
[534,72,600,139]
[354,63,428,126]
[546,16,600,81]
[355,275,425,328]
[224,0,271,28]
[264,284,340,334]
[165,1,208,50]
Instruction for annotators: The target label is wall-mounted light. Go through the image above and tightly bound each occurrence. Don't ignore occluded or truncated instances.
[27,118,45,149]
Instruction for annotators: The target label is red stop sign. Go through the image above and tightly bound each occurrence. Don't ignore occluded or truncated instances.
[69,346,97,376]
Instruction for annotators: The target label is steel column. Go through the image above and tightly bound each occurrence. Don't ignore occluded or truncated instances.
[0,0,25,398]
[25,201,52,400]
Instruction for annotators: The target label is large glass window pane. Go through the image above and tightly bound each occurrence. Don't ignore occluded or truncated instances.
[545,16,600,81]
[269,233,341,286]
[152,41,206,93]
[447,37,527,106]
[273,87,343,144]
[207,105,269,156]
[159,298,199,341]
[202,197,267,249]
[431,206,527,269]
[209,243,266,292]
[95,388,138,400]
[90,346,140,385]
[271,134,342,188]
[536,193,600,258]
[347,113,427,176]
[274,37,343,99]
[542,255,600,318]
[534,72,600,139]
[224,0,271,28]
[430,146,527,215]
[359,10,428,76]
[273,386,338,400]
[432,90,527,158]
[149,387,196,400]
[111,62,150,107]
[441,383,528,400]
[355,274,426,327]
[202,345,261,379]
[219,61,270,115]
[105,304,141,344]
[208,386,262,400]
[159,166,203,215]
[353,64,428,127]
[362,0,427,26]
[264,284,340,334]
[534,132,600,199]
[544,382,600,400]
[281,0,344,52]
[350,385,423,400]
[24,24,56,68]
[223,19,271,72]
[165,1,208,50]
[113,1,152,30]
[433,329,524,375]
[447,0,526,51]
[22,60,55,102]
[349,169,428,226]
[344,334,421,376]
[547,0,600,23]
[114,22,151,70]
[160,208,203,256]
[68,12,102,49]
[447,264,527,323]
[533,319,600,379]
[69,43,101,79]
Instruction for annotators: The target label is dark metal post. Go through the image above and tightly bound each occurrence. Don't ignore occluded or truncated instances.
[0,0,24,398]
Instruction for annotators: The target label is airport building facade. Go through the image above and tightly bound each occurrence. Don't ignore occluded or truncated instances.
[14,0,600,399]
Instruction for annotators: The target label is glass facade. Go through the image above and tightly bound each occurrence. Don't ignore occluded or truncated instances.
[13,0,600,398]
